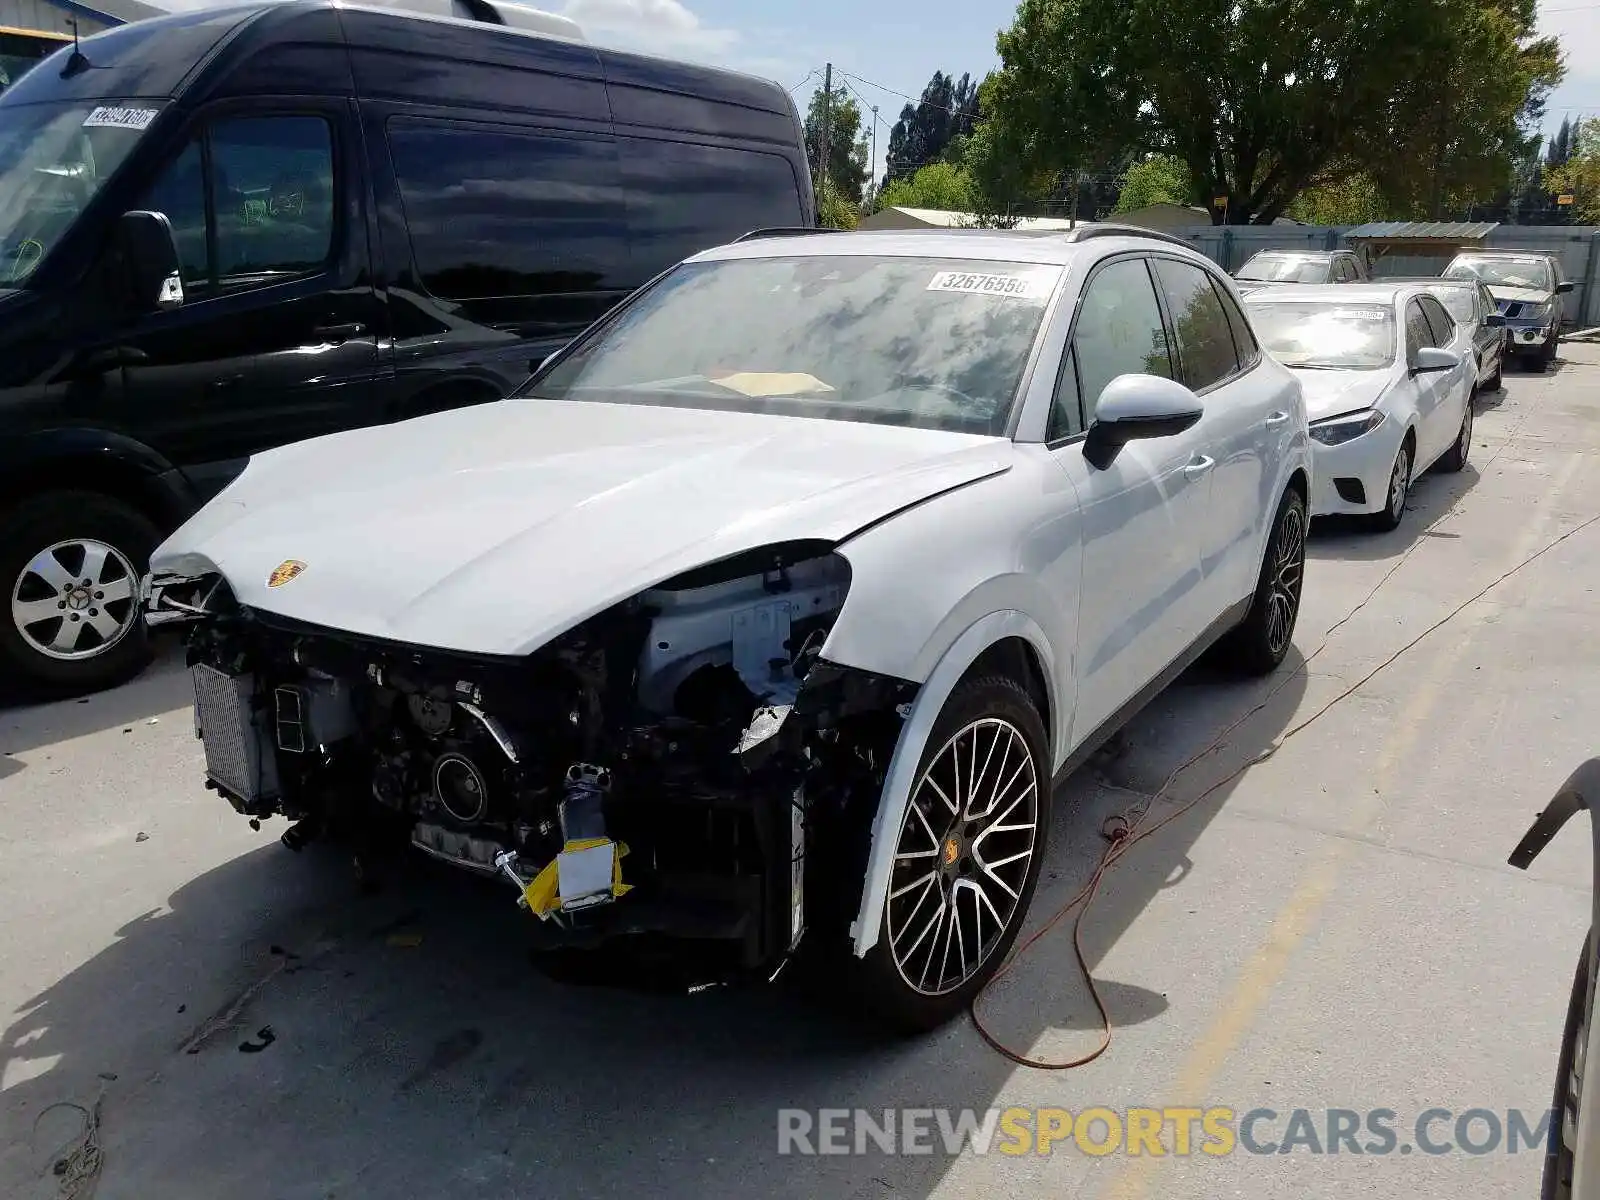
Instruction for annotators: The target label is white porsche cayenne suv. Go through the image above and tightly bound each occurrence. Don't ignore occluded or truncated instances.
[144,225,1312,1031]
[1244,284,1477,531]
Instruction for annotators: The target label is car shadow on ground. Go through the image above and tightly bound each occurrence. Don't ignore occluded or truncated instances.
[0,650,1311,1200]
[0,638,192,782]
[1307,459,1483,565]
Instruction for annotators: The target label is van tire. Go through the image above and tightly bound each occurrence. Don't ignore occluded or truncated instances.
[0,491,159,697]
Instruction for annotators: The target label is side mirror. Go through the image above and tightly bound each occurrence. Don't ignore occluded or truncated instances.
[113,210,183,313]
[1411,346,1458,375]
[1486,313,1506,328]
[1083,374,1204,470]
[1557,280,1574,295]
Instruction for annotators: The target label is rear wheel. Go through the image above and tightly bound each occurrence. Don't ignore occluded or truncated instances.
[1484,348,1503,391]
[1217,486,1306,676]
[1438,395,1473,473]
[850,675,1050,1033]
[0,491,158,696]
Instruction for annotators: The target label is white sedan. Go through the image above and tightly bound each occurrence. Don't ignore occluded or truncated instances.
[1244,284,1477,531]
[144,225,1312,1032]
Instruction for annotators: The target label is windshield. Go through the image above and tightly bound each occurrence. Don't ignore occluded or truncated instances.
[1246,301,1397,370]
[1428,286,1477,323]
[524,255,1062,435]
[1444,255,1553,292]
[0,100,163,285]
[1238,254,1328,283]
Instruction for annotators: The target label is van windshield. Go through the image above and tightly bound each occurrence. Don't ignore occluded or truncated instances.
[0,100,164,285]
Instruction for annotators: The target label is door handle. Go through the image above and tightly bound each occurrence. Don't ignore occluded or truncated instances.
[1265,411,1290,426]
[1184,455,1215,477]
[206,375,244,395]
[310,322,365,343]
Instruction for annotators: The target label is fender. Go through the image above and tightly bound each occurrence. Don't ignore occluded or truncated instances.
[847,609,1058,958]
[0,426,198,526]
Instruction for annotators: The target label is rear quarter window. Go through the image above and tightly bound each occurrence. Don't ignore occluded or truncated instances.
[619,138,804,277]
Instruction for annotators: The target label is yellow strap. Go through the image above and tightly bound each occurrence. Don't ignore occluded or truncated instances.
[523,838,632,918]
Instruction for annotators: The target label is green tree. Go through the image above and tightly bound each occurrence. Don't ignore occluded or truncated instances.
[944,74,1059,224]
[1285,170,1387,225]
[1545,118,1600,223]
[877,161,978,213]
[986,0,1563,225]
[1368,0,1563,218]
[1114,155,1192,212]
[884,71,982,185]
[804,86,870,204]
[816,178,861,229]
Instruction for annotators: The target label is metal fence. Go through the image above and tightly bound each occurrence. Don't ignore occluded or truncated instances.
[1170,224,1600,328]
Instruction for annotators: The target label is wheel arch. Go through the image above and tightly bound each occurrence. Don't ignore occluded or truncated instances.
[0,431,194,532]
[845,609,1058,959]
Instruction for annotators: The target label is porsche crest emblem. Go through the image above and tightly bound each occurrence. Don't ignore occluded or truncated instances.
[268,560,307,588]
[944,837,961,867]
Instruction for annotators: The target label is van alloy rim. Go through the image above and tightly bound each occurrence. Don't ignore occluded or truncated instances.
[10,539,139,661]
[887,716,1039,996]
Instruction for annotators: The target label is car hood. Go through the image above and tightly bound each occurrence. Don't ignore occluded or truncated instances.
[1290,368,1393,423]
[151,398,1013,656]
[1484,284,1553,307]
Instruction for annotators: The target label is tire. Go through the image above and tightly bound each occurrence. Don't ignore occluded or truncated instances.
[1366,437,1412,533]
[0,490,160,697]
[1484,355,1502,391]
[1546,932,1590,1200]
[1546,332,1560,368]
[1437,393,1473,473]
[848,674,1051,1033]
[1217,486,1306,676]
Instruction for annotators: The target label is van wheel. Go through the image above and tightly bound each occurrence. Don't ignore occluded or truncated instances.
[849,675,1050,1033]
[1217,487,1306,676]
[0,491,159,697]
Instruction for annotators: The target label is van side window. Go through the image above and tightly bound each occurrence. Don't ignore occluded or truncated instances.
[140,115,335,294]
[619,139,804,277]
[386,118,627,312]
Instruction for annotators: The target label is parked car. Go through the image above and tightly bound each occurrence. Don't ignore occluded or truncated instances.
[0,0,814,696]
[1442,249,1573,372]
[1508,761,1600,1200]
[1243,283,1475,532]
[1234,249,1369,295]
[1391,276,1510,392]
[146,225,1312,1031]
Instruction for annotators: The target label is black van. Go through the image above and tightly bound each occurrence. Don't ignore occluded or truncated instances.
[0,0,814,694]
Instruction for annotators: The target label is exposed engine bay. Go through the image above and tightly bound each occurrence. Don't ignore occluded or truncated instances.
[149,543,916,977]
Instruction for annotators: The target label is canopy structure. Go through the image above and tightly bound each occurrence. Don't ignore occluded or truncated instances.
[1344,221,1501,276]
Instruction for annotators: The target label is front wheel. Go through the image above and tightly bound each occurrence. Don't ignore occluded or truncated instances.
[0,490,159,697]
[850,675,1050,1033]
[1366,439,1411,533]
[1217,486,1306,676]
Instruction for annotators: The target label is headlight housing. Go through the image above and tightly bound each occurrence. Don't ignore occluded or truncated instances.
[1310,409,1386,447]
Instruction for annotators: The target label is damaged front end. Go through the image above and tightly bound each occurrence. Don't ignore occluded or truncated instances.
[146,543,916,980]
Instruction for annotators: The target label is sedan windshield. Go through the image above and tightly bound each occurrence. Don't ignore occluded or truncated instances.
[0,100,163,285]
[1444,255,1553,292]
[1237,254,1329,283]
[524,255,1062,435]
[1247,301,1397,370]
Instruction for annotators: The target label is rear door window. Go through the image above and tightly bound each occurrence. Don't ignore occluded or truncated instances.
[1151,257,1240,391]
[386,117,629,329]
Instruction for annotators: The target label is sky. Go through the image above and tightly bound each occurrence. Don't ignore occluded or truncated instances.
[152,0,1600,183]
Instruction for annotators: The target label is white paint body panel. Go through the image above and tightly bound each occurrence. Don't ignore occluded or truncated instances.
[153,228,1315,964]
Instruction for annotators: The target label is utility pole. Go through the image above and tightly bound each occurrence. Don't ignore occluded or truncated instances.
[869,105,878,206]
[819,62,832,194]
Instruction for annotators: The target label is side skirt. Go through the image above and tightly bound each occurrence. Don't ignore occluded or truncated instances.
[1051,595,1254,792]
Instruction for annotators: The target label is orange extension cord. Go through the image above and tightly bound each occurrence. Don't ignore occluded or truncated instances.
[970,399,1600,1069]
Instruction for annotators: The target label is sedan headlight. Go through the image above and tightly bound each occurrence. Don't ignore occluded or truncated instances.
[1309,409,1386,446]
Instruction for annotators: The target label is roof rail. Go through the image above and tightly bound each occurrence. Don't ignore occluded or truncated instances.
[372,0,585,40]
[1060,223,1197,250]
[731,226,831,243]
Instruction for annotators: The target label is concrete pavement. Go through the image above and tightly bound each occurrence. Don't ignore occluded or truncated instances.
[2,348,1598,1198]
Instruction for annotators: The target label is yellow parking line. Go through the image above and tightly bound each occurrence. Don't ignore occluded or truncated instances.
[1099,449,1588,1198]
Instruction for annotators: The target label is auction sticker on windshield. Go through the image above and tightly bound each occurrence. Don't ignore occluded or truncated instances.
[926,269,1057,299]
[82,106,160,131]
[1321,309,1390,321]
